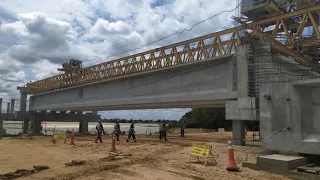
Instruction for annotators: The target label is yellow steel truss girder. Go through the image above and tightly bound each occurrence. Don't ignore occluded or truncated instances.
[26,5,320,94]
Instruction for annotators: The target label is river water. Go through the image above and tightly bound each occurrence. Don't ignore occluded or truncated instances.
[3,121,160,135]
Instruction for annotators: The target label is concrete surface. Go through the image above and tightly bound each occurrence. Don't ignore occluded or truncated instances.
[226,97,258,120]
[259,81,320,155]
[29,55,237,111]
[232,120,245,145]
[243,154,309,175]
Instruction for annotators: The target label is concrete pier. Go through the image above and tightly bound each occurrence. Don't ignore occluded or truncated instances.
[0,98,2,114]
[232,120,245,146]
[10,99,15,114]
[0,98,3,136]
[79,119,89,133]
[7,103,10,114]
[20,91,27,112]
[31,111,42,135]
[23,119,29,134]
[19,88,29,134]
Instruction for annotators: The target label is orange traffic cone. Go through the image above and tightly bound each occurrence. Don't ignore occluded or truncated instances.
[110,133,116,152]
[69,128,75,145]
[226,136,239,171]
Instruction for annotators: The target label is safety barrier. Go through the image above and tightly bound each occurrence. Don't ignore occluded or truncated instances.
[52,127,67,144]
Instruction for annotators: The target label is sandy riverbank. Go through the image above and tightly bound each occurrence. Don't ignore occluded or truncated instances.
[0,130,290,180]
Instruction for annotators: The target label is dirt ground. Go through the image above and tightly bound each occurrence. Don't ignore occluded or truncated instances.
[0,131,291,180]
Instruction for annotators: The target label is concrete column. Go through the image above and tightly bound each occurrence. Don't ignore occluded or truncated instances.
[10,99,15,114]
[0,98,3,135]
[7,103,10,114]
[20,91,27,112]
[0,98,2,114]
[0,119,3,135]
[31,111,42,135]
[23,119,29,134]
[79,119,88,133]
[232,120,245,146]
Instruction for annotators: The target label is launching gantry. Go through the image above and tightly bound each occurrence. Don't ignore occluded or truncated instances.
[24,0,320,94]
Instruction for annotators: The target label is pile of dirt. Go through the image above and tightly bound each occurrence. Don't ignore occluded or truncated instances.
[99,151,132,162]
[65,160,86,167]
[0,165,49,180]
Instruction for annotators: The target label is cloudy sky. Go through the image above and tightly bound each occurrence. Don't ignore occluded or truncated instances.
[0,0,237,120]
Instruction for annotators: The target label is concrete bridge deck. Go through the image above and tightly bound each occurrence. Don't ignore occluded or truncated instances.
[29,55,237,111]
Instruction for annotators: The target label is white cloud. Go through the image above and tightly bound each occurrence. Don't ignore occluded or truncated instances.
[90,19,133,37]
[31,59,62,80]
[0,53,26,99]
[0,0,237,119]
[0,21,28,37]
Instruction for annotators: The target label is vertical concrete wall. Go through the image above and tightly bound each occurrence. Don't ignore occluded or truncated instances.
[259,83,320,155]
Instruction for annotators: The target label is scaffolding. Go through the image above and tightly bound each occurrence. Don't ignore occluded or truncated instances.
[244,34,320,101]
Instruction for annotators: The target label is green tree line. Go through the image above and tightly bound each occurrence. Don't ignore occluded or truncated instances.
[177,108,259,131]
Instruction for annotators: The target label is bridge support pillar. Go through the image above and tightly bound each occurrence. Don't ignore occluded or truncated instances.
[0,119,3,136]
[232,120,245,146]
[23,119,29,134]
[0,98,3,136]
[79,119,88,134]
[10,99,15,114]
[7,103,10,114]
[31,112,42,135]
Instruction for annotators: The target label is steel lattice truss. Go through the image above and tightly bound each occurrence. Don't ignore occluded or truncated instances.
[26,5,320,94]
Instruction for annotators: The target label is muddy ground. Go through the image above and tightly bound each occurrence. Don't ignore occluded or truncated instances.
[0,131,290,180]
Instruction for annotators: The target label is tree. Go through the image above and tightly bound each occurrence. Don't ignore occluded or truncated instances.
[179,108,232,130]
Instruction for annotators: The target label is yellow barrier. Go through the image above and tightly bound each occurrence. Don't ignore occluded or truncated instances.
[52,128,67,144]
[188,142,216,166]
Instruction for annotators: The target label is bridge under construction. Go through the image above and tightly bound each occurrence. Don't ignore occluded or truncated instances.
[1,0,320,163]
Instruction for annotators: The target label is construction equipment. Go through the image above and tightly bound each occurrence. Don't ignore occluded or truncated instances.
[24,2,320,94]
[57,59,83,73]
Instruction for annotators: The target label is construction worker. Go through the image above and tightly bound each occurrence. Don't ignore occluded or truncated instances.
[159,121,167,141]
[114,121,120,141]
[126,121,136,142]
[180,121,185,137]
[95,120,105,143]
